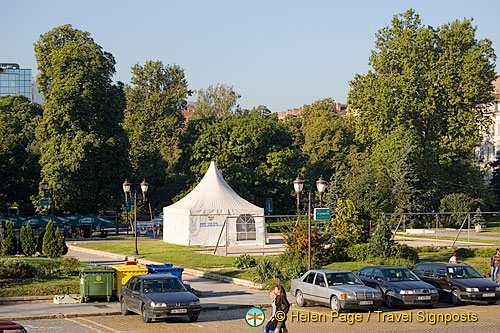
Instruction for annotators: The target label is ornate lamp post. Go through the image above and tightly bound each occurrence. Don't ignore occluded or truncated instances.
[122,179,149,256]
[41,180,62,214]
[293,176,328,270]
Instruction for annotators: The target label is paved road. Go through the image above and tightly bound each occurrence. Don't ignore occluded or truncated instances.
[14,301,500,332]
[394,236,496,248]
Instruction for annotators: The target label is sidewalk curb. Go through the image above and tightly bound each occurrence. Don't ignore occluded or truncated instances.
[67,244,264,290]
[0,296,53,304]
[0,304,272,321]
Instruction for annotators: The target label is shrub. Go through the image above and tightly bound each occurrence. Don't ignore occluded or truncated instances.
[283,224,325,263]
[0,258,38,278]
[60,257,81,275]
[454,248,475,259]
[54,227,65,256]
[346,243,372,262]
[37,230,45,254]
[20,222,37,256]
[254,257,282,283]
[234,254,257,269]
[42,220,61,258]
[368,257,416,268]
[1,221,17,255]
[37,261,62,276]
[390,243,418,264]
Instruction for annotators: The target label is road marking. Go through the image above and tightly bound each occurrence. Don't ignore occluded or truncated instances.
[65,318,103,332]
[78,317,119,332]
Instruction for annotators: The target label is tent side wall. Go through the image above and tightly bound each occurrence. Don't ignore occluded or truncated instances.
[163,208,189,246]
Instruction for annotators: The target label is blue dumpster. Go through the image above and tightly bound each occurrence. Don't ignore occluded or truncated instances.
[146,264,184,280]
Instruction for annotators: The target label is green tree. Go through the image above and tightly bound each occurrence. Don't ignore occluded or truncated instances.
[185,111,300,212]
[0,96,42,213]
[300,98,355,182]
[369,214,394,257]
[190,84,240,119]
[326,199,363,260]
[123,60,191,209]
[348,9,496,210]
[440,193,483,228]
[34,24,129,213]
[1,221,17,255]
[20,221,36,256]
[54,227,65,256]
[42,220,59,258]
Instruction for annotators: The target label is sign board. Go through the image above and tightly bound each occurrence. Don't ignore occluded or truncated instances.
[314,208,330,221]
[265,198,273,213]
[124,200,133,212]
[39,198,50,207]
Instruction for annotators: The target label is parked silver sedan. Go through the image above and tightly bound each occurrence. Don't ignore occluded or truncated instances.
[290,269,384,312]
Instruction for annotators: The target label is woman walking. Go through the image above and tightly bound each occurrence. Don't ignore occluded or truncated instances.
[274,285,290,333]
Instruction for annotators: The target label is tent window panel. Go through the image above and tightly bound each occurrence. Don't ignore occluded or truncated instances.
[236,214,256,241]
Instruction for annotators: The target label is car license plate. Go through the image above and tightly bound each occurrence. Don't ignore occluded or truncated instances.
[482,293,495,297]
[417,296,431,300]
[359,301,373,305]
[171,309,188,314]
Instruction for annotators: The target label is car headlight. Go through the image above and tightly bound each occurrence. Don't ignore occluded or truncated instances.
[374,292,383,298]
[151,302,167,308]
[346,292,356,299]
[430,289,439,294]
[496,287,500,292]
[465,288,479,292]
[190,300,200,306]
[399,290,415,295]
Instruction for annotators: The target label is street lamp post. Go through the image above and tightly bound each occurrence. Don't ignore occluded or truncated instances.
[41,180,63,214]
[293,176,327,271]
[122,179,149,257]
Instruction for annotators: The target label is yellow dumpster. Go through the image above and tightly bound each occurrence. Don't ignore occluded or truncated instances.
[112,261,149,296]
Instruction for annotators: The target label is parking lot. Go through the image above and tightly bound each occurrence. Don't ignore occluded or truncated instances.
[15,300,500,332]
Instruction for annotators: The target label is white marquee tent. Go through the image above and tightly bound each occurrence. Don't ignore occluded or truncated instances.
[163,161,267,246]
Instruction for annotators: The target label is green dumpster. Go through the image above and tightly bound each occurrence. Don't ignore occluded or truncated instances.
[79,265,114,303]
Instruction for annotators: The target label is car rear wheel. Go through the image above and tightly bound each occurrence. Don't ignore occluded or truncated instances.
[142,304,152,323]
[385,291,396,309]
[296,290,306,307]
[330,295,341,312]
[120,298,130,315]
[189,314,199,322]
[451,289,462,306]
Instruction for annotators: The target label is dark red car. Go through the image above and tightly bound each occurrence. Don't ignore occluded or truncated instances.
[0,322,27,332]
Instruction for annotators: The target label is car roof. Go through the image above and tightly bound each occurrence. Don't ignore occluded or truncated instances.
[135,274,179,280]
[0,321,24,328]
[358,266,408,270]
[416,262,470,267]
[310,269,351,274]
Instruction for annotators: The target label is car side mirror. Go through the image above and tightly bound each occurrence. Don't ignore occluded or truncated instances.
[376,278,383,282]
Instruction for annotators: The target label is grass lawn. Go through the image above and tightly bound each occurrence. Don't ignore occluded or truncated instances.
[75,240,238,269]
[0,256,80,297]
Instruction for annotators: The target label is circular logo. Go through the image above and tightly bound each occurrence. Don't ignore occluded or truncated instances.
[245,307,265,327]
[275,311,286,322]
[95,275,102,282]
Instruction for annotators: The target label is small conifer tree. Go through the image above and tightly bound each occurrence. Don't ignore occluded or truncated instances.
[1,221,18,255]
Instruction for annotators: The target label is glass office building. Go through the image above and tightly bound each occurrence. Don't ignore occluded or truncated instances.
[0,63,32,101]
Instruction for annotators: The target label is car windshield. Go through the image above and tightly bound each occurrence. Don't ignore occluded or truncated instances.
[142,278,187,293]
[326,272,363,286]
[448,266,483,279]
[383,268,420,282]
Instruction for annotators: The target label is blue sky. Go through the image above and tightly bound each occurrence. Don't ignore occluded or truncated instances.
[2,0,499,112]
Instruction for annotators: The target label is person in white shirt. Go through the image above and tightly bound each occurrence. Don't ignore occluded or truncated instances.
[449,252,458,264]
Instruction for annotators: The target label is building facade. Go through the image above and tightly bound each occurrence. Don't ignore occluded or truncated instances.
[478,74,500,180]
[0,63,33,101]
[276,102,348,119]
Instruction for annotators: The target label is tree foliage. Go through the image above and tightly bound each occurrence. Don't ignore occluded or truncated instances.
[123,60,191,208]
[20,221,36,256]
[1,221,17,255]
[0,96,42,213]
[348,9,496,210]
[190,84,240,119]
[34,24,129,213]
[42,220,59,258]
[369,214,394,257]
